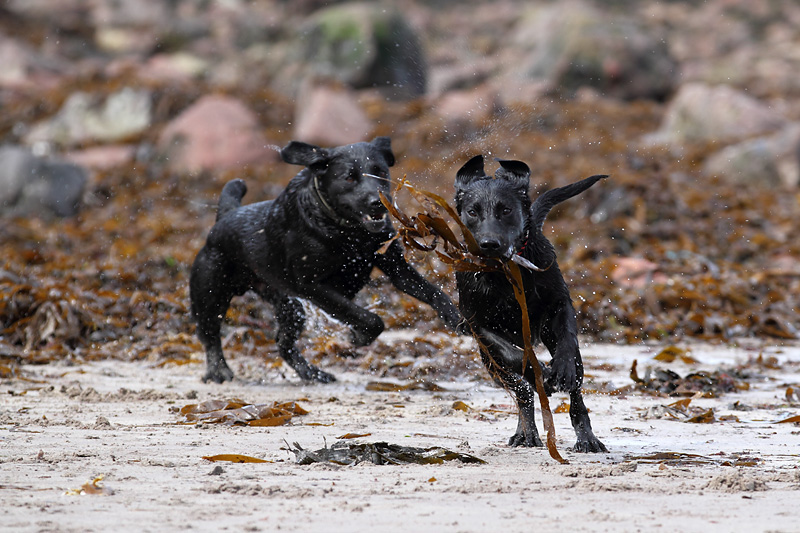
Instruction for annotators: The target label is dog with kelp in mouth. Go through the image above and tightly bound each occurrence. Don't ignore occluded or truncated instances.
[381,155,607,461]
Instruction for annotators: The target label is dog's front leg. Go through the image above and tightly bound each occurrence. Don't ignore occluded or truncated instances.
[541,308,607,452]
[542,305,583,393]
[298,283,385,347]
[568,390,608,453]
[376,243,462,331]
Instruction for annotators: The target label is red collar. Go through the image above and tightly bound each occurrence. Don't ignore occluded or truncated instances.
[516,234,529,255]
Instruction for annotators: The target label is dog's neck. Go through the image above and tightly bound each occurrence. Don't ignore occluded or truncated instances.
[311,175,357,228]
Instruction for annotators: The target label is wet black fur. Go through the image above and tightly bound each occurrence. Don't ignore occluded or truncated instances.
[190,137,461,384]
[454,154,607,452]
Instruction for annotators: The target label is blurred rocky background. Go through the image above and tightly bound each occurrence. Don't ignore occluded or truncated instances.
[1,0,799,370]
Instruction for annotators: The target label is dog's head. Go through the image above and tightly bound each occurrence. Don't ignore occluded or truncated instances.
[454,155,531,259]
[281,137,395,234]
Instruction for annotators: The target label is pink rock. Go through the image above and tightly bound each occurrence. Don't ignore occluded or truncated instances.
[293,85,373,147]
[434,87,502,123]
[159,95,278,174]
[0,37,31,87]
[64,145,136,170]
[139,53,207,83]
[611,257,667,289]
[0,35,65,90]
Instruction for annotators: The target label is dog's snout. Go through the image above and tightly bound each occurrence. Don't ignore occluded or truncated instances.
[368,198,385,212]
[479,238,502,254]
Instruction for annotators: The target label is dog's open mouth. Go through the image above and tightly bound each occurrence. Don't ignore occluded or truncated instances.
[362,211,389,232]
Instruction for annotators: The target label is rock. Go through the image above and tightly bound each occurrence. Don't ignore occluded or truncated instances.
[297,3,427,99]
[158,95,278,174]
[427,61,494,99]
[138,53,209,83]
[63,145,137,171]
[647,1,800,96]
[0,36,35,87]
[0,145,87,218]
[508,1,677,101]
[6,0,90,22]
[704,124,800,188]
[645,83,787,147]
[434,86,502,124]
[293,84,373,147]
[25,88,152,148]
[0,34,65,89]
[90,0,173,54]
[610,257,667,289]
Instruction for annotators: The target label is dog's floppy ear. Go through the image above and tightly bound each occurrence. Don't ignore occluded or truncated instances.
[455,155,486,189]
[370,136,395,167]
[495,159,530,193]
[280,141,330,167]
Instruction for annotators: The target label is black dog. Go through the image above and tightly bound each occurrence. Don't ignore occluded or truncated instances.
[454,155,607,452]
[190,137,461,384]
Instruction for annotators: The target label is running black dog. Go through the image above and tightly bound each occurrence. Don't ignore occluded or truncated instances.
[454,155,607,452]
[190,137,461,384]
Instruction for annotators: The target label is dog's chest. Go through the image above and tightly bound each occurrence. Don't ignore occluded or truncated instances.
[456,270,549,327]
[289,243,375,285]
[457,271,518,312]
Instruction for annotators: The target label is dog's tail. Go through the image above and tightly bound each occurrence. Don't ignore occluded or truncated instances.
[216,179,247,222]
[530,174,607,231]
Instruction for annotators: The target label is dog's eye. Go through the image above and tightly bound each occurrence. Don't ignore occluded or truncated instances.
[501,207,512,216]
[345,172,358,183]
[466,208,478,218]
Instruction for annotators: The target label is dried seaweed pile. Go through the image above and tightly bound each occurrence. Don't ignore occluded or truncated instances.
[288,441,486,466]
[2,81,800,378]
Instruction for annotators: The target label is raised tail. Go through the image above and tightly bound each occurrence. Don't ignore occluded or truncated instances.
[530,174,607,231]
[216,179,247,222]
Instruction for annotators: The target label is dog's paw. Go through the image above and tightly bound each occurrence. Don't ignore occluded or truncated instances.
[572,436,608,453]
[350,327,381,348]
[548,357,579,392]
[203,364,235,384]
[508,431,544,448]
[202,356,235,383]
[297,365,337,384]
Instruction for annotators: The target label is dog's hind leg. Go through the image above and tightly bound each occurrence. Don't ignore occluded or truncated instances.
[476,328,543,447]
[274,297,336,383]
[190,247,237,383]
[507,378,544,448]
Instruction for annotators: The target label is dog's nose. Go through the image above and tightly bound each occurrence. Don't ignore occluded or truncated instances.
[479,238,502,254]
[368,198,385,212]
